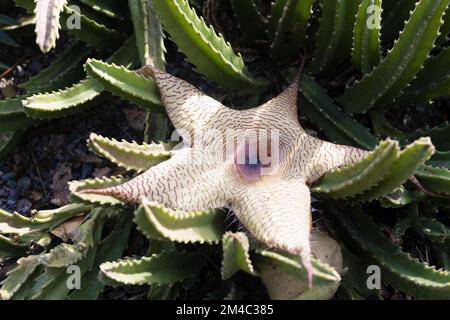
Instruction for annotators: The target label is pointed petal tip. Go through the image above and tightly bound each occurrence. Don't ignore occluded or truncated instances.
[292,55,306,84]
[78,186,139,204]
[301,251,314,288]
[285,242,314,287]
[307,266,314,288]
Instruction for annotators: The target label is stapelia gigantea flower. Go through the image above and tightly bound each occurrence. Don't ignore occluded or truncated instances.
[81,65,367,286]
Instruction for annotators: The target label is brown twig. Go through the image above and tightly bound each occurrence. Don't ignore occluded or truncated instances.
[28,147,48,197]
[0,55,27,79]
[409,176,449,199]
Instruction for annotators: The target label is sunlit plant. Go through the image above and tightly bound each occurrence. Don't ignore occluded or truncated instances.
[0,0,449,300]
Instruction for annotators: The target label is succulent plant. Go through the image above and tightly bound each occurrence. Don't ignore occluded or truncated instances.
[0,0,449,300]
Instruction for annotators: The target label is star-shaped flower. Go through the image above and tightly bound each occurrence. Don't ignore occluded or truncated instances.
[81,65,367,286]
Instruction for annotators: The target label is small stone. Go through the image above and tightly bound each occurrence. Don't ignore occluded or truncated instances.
[8,189,17,198]
[6,198,16,207]
[29,190,43,202]
[50,163,72,206]
[17,199,32,215]
[0,78,16,98]
[16,65,24,75]
[92,167,112,178]
[79,154,103,164]
[81,163,94,179]
[1,172,15,182]
[17,176,31,196]
[123,108,146,131]
[6,180,16,188]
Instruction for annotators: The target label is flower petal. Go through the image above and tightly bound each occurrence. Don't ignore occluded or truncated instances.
[231,177,314,286]
[138,65,228,143]
[79,148,232,211]
[292,135,368,182]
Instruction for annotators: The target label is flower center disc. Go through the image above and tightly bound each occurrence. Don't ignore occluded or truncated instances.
[235,138,274,182]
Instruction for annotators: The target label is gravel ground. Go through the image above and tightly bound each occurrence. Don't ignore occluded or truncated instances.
[0,100,143,215]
